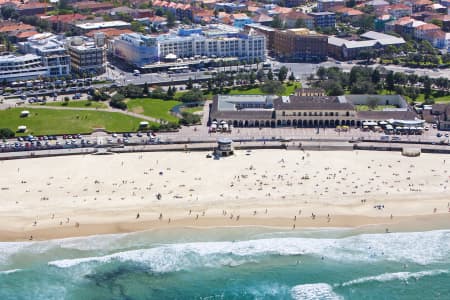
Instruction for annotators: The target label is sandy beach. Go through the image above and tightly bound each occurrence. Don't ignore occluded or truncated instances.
[0,149,449,241]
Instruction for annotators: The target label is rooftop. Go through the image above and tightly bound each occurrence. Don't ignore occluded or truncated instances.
[75,21,130,30]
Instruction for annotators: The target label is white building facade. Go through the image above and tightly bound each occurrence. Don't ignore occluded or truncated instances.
[0,54,49,82]
[19,33,71,78]
[112,25,266,67]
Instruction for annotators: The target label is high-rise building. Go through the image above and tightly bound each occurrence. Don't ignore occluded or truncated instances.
[273,28,328,62]
[66,33,107,75]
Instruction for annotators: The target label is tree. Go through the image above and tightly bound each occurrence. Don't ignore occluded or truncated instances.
[317,66,327,80]
[256,69,265,82]
[423,77,432,99]
[151,86,166,99]
[271,15,283,29]
[180,88,205,103]
[367,97,378,110]
[267,69,274,80]
[371,68,381,85]
[295,18,306,28]
[278,66,288,82]
[166,86,175,99]
[110,93,127,110]
[260,80,285,95]
[180,111,201,125]
[249,71,256,84]
[325,81,344,96]
[166,11,176,28]
[0,128,14,139]
[288,72,295,81]
[186,77,193,90]
[386,71,395,92]
[143,82,149,95]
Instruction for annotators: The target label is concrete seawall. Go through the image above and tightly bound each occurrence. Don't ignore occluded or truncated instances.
[0,141,449,161]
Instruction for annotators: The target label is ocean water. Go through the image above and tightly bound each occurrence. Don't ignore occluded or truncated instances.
[1,227,450,300]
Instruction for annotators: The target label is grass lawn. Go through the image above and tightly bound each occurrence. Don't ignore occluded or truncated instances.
[182,106,204,114]
[228,83,300,96]
[0,108,151,136]
[126,98,181,123]
[355,105,397,111]
[34,100,108,109]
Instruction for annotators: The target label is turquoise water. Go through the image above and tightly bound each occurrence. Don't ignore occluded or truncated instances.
[1,227,450,299]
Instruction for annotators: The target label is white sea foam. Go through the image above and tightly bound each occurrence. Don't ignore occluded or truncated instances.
[291,283,343,300]
[0,268,21,275]
[48,230,450,272]
[340,269,449,287]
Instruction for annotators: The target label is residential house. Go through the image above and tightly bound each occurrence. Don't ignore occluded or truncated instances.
[385,4,412,18]
[308,12,336,28]
[317,0,345,12]
[414,23,441,40]
[231,13,253,28]
[252,14,273,26]
[335,7,364,22]
[280,11,314,29]
[214,3,247,13]
[17,2,53,15]
[45,14,87,33]
[410,0,433,12]
[72,1,114,13]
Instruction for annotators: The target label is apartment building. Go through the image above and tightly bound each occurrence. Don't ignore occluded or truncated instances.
[273,28,328,62]
[19,33,70,77]
[113,25,266,67]
[66,33,106,75]
[0,54,48,82]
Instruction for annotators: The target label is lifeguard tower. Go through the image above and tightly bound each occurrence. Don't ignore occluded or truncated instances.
[214,138,234,157]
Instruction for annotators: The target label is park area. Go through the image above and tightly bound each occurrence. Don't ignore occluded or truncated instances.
[33,100,108,109]
[0,108,150,136]
[126,98,181,124]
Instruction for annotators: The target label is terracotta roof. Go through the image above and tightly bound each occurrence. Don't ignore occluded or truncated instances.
[273,6,293,14]
[15,30,39,38]
[148,16,166,22]
[411,0,433,5]
[281,11,313,20]
[416,23,440,30]
[47,13,87,23]
[252,13,273,23]
[336,7,364,15]
[72,1,114,10]
[0,23,35,33]
[85,28,133,38]
[428,30,446,38]
[18,2,52,9]
[389,4,411,10]
[232,13,249,19]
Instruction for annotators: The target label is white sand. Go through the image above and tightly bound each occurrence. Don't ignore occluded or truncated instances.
[0,150,449,240]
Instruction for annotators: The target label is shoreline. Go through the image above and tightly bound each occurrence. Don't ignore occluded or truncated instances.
[2,213,450,242]
[1,149,449,242]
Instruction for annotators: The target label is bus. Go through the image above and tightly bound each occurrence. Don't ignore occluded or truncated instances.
[168,66,189,73]
[262,63,271,70]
